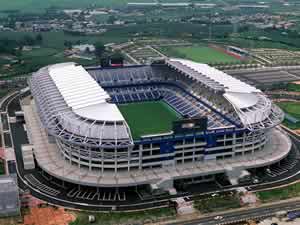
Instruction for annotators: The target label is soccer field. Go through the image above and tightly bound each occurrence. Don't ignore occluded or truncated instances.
[118,101,181,139]
[161,46,240,64]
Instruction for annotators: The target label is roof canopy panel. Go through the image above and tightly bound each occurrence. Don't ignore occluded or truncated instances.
[48,62,125,122]
[223,92,259,109]
[168,58,261,94]
[75,103,124,122]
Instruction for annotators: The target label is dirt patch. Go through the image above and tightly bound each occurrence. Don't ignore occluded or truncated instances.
[292,81,300,85]
[23,207,75,225]
[0,217,22,225]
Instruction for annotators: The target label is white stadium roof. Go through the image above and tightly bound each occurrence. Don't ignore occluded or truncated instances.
[166,58,283,129]
[167,58,262,109]
[223,92,259,109]
[168,58,260,94]
[49,63,125,122]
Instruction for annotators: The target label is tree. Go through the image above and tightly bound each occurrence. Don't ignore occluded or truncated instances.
[94,41,105,59]
[107,15,116,24]
[85,47,91,54]
[36,33,43,44]
[110,51,124,62]
[64,40,73,49]
[22,35,35,46]
[100,52,110,67]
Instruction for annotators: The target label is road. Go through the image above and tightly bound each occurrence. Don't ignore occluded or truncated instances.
[168,200,300,225]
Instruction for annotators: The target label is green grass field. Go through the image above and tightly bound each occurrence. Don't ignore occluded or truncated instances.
[258,182,300,203]
[286,83,300,92]
[195,195,241,213]
[277,101,300,129]
[160,46,240,64]
[118,101,180,139]
[0,31,131,51]
[0,35,100,77]
[70,207,176,225]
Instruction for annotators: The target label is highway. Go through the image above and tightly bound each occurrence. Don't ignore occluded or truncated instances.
[168,200,300,225]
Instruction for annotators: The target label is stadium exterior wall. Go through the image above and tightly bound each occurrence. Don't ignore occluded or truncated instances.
[26,61,290,188]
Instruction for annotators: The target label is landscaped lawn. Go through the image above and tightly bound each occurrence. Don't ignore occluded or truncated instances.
[277,101,300,129]
[69,207,176,225]
[258,182,300,203]
[286,83,300,92]
[277,102,300,118]
[194,195,241,213]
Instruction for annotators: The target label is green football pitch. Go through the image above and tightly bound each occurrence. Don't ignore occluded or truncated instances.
[118,101,181,139]
[161,46,240,64]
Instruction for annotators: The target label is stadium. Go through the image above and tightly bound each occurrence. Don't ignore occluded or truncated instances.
[23,58,291,198]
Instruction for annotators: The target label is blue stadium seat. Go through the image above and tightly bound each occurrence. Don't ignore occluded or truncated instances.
[89,66,239,128]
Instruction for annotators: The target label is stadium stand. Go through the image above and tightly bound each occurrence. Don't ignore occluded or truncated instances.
[23,58,289,193]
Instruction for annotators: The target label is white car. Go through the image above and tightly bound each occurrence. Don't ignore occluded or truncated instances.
[214,216,223,220]
[253,178,259,184]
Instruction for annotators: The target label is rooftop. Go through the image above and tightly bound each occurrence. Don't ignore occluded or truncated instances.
[166,58,283,129]
[29,63,132,146]
[49,62,124,122]
[0,175,20,216]
[168,58,260,94]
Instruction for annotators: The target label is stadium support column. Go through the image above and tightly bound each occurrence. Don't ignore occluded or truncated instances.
[192,137,196,162]
[242,132,246,156]
[62,160,65,188]
[232,133,236,153]
[128,146,131,172]
[47,134,56,144]
[252,133,255,155]
[101,148,104,174]
[89,146,92,171]
[139,144,143,170]
[115,146,117,174]
[260,131,266,151]
[79,143,81,183]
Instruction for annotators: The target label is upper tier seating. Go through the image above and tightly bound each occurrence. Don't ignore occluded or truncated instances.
[88,65,241,128]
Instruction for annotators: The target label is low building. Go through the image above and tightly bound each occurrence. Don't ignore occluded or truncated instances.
[72,44,95,53]
[0,175,20,217]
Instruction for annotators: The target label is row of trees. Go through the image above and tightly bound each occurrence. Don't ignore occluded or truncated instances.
[22,34,43,46]
[0,39,19,55]
[94,41,124,66]
[0,34,43,55]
